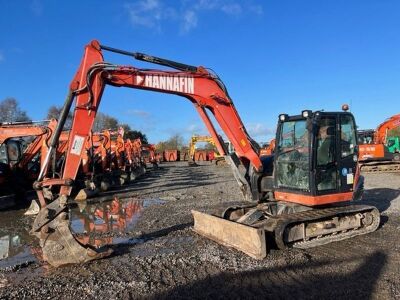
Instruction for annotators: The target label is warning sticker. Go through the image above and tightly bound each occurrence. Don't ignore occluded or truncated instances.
[346,173,354,185]
[70,135,85,155]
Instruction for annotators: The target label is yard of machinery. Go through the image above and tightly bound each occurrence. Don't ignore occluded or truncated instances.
[0,40,399,298]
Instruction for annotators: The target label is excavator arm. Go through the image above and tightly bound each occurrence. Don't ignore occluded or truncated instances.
[374,114,400,144]
[33,40,264,266]
[38,40,262,198]
[0,119,57,171]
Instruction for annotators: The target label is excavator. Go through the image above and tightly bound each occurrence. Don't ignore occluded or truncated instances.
[141,143,159,167]
[0,119,58,207]
[358,113,400,172]
[188,135,225,165]
[260,138,275,157]
[74,129,146,199]
[31,40,380,266]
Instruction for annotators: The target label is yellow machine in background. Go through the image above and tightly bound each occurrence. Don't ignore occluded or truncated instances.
[188,135,227,164]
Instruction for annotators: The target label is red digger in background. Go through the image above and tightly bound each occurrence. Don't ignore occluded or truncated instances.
[0,119,58,207]
[31,40,379,267]
[260,139,275,157]
[141,143,159,167]
[358,113,400,172]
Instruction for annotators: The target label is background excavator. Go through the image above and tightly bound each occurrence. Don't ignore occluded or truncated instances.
[260,138,275,157]
[0,119,57,208]
[31,40,380,266]
[188,135,226,165]
[358,113,400,172]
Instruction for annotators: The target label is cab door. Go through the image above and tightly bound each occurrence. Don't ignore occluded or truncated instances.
[314,116,338,195]
[337,114,358,193]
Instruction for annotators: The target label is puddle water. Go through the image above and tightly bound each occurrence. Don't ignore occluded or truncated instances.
[0,209,38,271]
[0,197,165,271]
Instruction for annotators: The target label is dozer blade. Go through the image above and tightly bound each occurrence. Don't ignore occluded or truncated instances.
[191,210,267,259]
[32,198,112,267]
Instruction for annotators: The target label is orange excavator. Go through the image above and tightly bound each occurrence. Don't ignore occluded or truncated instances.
[260,138,275,157]
[0,119,58,207]
[31,40,380,266]
[358,113,400,172]
[141,143,159,166]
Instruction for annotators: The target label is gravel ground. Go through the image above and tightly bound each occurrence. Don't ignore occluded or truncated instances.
[0,162,399,299]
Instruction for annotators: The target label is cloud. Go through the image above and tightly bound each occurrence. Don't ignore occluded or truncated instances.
[246,123,274,138]
[249,4,263,15]
[185,122,207,134]
[181,10,198,33]
[124,0,177,31]
[221,3,242,15]
[125,109,151,118]
[30,0,43,16]
[124,0,263,33]
[0,51,3,62]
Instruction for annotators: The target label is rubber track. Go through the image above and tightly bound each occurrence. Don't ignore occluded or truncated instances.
[360,161,400,173]
[273,205,380,249]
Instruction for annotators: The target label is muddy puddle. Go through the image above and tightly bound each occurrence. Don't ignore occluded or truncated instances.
[0,197,165,271]
[70,197,165,248]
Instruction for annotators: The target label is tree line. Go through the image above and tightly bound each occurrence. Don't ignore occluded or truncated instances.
[0,97,147,143]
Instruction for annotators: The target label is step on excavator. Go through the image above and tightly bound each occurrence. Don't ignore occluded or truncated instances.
[31,40,380,266]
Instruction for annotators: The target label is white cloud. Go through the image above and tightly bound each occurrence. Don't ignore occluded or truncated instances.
[249,4,263,15]
[124,0,262,33]
[185,122,207,134]
[124,0,177,31]
[31,0,43,16]
[246,123,274,138]
[181,10,198,33]
[221,3,242,15]
[125,109,151,118]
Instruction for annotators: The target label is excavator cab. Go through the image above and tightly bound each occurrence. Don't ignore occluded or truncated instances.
[193,109,378,259]
[0,139,24,167]
[274,110,359,204]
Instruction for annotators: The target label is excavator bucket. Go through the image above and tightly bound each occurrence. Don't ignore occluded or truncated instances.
[32,198,112,267]
[191,210,267,259]
[24,199,40,215]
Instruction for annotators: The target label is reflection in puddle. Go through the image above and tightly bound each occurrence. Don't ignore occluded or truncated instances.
[70,197,164,248]
[0,209,38,271]
[0,197,164,270]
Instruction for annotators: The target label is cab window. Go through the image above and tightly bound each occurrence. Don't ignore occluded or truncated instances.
[340,115,357,158]
[316,118,336,191]
[276,120,310,191]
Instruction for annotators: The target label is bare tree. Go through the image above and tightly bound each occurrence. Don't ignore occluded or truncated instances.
[119,123,148,144]
[93,112,119,132]
[156,134,184,151]
[0,98,31,123]
[46,105,73,128]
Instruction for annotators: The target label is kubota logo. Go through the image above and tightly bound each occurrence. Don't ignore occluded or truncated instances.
[136,75,194,94]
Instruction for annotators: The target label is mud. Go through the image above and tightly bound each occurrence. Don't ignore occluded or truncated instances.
[0,162,399,299]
